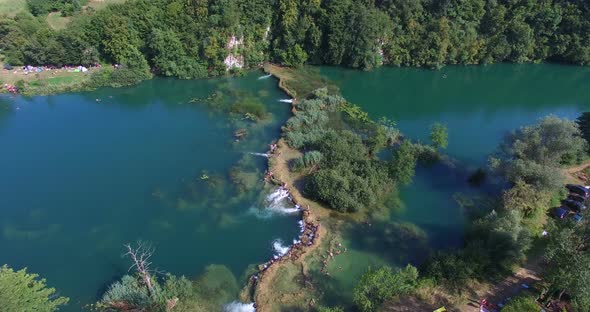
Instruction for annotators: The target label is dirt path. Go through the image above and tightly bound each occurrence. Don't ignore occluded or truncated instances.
[563,161,590,184]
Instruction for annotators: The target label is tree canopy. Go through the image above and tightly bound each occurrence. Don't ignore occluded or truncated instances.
[2,0,590,83]
[0,265,69,312]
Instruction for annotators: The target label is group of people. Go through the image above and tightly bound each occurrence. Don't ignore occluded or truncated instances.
[320,242,347,276]
[3,83,18,94]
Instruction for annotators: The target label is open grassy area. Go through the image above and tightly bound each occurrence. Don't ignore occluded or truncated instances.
[0,0,27,16]
[46,12,71,30]
[85,0,126,11]
[0,67,98,95]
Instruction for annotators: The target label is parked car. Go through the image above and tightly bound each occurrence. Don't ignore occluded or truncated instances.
[568,193,587,203]
[553,207,570,219]
[571,213,583,223]
[566,184,590,197]
[563,199,587,212]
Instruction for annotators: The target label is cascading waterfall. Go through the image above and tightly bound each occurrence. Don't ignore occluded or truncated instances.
[257,74,272,80]
[223,301,256,312]
[248,152,269,158]
[272,239,290,258]
[249,187,301,218]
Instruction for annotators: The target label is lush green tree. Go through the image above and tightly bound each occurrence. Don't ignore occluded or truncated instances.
[501,295,540,312]
[430,122,448,149]
[353,265,418,312]
[0,265,69,312]
[492,115,587,191]
[502,179,551,218]
[576,112,590,147]
[543,216,590,311]
[389,140,417,186]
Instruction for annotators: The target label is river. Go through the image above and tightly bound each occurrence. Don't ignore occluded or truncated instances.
[1,64,590,310]
[316,64,590,306]
[0,73,300,310]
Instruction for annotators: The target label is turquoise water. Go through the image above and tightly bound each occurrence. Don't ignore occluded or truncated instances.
[317,64,590,306]
[0,73,300,309]
[3,64,590,310]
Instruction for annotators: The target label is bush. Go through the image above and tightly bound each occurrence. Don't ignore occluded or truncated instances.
[305,130,391,212]
[353,265,418,312]
[501,294,540,312]
[291,151,323,171]
[389,140,417,186]
[0,265,69,312]
[493,115,587,190]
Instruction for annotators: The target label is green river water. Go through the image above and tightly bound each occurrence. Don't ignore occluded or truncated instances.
[1,64,590,310]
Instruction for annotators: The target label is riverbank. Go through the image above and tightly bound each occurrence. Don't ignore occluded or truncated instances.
[0,65,99,96]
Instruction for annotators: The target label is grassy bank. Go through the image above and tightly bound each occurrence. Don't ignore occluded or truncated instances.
[263,64,337,100]
[0,66,99,95]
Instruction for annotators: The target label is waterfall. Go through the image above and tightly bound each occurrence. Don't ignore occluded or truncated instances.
[257,74,272,80]
[248,152,269,158]
[272,239,290,257]
[223,302,256,312]
[249,187,301,219]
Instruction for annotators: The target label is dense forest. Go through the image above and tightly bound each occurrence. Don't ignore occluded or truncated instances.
[1,0,590,85]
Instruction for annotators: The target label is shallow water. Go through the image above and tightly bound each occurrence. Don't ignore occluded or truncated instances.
[318,64,590,307]
[0,73,300,310]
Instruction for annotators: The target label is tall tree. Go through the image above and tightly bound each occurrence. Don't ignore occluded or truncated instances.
[0,265,69,312]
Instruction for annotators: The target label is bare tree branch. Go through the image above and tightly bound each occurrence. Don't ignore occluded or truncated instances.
[123,241,156,297]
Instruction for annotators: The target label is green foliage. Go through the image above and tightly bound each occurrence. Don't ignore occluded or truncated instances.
[493,115,587,191]
[1,0,590,75]
[97,264,240,312]
[100,275,153,310]
[576,112,590,149]
[430,122,448,149]
[423,210,531,290]
[353,265,418,312]
[283,89,344,149]
[305,130,392,212]
[502,179,551,219]
[389,140,417,186]
[501,294,540,312]
[27,0,83,16]
[543,214,590,311]
[0,265,69,312]
[292,150,323,171]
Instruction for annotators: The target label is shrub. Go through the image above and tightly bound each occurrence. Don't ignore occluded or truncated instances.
[0,265,69,312]
[501,294,540,312]
[353,265,418,312]
[291,151,323,171]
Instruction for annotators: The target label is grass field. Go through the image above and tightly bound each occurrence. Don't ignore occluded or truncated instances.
[46,12,71,30]
[0,0,27,16]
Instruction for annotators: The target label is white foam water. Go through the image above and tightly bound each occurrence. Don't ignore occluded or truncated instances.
[272,239,290,257]
[248,152,269,158]
[266,187,289,202]
[249,187,301,219]
[257,74,272,80]
[223,301,256,312]
[278,99,294,103]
